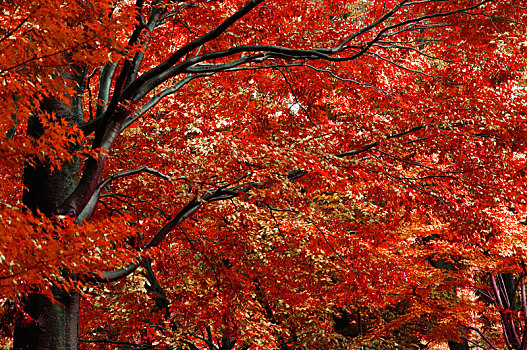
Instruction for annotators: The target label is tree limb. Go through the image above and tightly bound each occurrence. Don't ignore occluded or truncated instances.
[337,125,425,157]
[122,0,265,102]
[75,166,169,224]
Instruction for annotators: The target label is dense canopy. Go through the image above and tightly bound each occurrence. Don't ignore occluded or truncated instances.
[1,0,527,349]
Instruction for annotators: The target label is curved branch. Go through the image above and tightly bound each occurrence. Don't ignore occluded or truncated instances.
[337,125,425,157]
[96,261,140,282]
[93,183,251,282]
[70,0,488,219]
[127,0,489,102]
[467,326,498,350]
[122,73,212,130]
[122,0,265,102]
[94,172,293,283]
[75,166,169,224]
[80,0,489,286]
[183,54,267,73]
[125,4,167,89]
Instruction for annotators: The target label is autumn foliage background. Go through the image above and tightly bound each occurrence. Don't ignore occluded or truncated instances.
[1,0,527,349]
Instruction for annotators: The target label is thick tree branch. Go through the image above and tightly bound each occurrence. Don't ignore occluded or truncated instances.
[183,54,268,73]
[94,63,117,121]
[75,166,169,223]
[59,2,266,216]
[127,0,489,102]
[490,275,517,348]
[95,261,140,282]
[141,258,169,312]
[88,0,149,140]
[68,0,488,220]
[73,0,489,289]
[122,73,212,131]
[521,277,527,350]
[122,0,265,102]
[144,184,252,250]
[93,183,252,282]
[95,171,308,283]
[124,4,166,89]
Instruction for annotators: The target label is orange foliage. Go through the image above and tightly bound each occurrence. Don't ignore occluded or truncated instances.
[1,0,527,348]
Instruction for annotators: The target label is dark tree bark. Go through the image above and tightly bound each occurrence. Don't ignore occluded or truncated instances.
[14,66,86,350]
[13,291,80,350]
[448,340,469,350]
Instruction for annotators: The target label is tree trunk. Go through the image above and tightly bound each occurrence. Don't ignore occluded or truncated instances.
[13,291,80,350]
[15,65,86,349]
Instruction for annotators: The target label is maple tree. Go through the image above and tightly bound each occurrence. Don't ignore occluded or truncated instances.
[1,0,527,348]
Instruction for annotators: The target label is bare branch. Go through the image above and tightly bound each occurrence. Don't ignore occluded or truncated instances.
[124,4,167,89]
[136,0,490,91]
[0,4,41,45]
[94,63,118,122]
[142,258,170,312]
[337,125,425,157]
[99,166,169,190]
[75,166,169,223]
[79,338,154,349]
[521,277,527,350]
[273,67,316,127]
[65,0,490,220]
[122,73,212,130]
[94,170,308,283]
[96,261,140,282]
[123,0,265,102]
[468,326,498,350]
